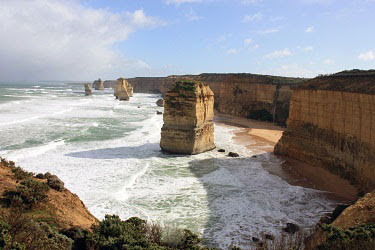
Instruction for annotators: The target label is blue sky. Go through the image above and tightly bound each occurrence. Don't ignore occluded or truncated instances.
[0,0,374,81]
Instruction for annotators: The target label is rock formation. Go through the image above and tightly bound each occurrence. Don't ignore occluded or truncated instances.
[84,83,92,96]
[275,70,375,193]
[156,99,164,107]
[127,74,306,125]
[114,78,133,101]
[160,80,215,154]
[93,78,104,90]
[103,80,117,89]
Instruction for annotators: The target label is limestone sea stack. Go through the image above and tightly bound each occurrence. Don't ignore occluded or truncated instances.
[160,80,215,154]
[114,78,133,101]
[84,83,92,96]
[93,78,104,90]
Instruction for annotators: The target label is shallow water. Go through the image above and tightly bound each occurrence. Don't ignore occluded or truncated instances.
[0,82,335,249]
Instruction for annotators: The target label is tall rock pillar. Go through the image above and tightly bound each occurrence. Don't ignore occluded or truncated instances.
[160,80,215,154]
[114,78,132,101]
[93,78,104,90]
[84,83,92,96]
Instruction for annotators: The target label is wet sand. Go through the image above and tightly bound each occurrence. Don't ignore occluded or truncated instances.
[214,113,358,204]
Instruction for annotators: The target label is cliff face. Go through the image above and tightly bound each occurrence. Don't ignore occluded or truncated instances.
[103,80,117,89]
[114,78,133,101]
[0,160,98,231]
[160,80,215,154]
[275,73,375,193]
[127,77,166,93]
[128,74,304,125]
[92,79,104,91]
[84,83,92,96]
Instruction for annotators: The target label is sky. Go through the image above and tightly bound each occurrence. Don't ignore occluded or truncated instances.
[0,0,374,81]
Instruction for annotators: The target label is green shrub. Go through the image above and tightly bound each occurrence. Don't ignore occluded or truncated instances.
[87,215,165,249]
[11,166,34,180]
[47,175,65,191]
[2,179,50,209]
[318,224,375,250]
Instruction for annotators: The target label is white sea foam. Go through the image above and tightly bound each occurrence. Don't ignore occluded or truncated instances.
[0,89,338,250]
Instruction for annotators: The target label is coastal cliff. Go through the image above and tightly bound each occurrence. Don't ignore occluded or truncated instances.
[92,78,104,91]
[160,80,215,154]
[114,78,133,100]
[275,71,375,193]
[127,74,305,125]
[0,159,97,231]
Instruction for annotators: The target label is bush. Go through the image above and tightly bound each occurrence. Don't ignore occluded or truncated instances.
[61,226,89,250]
[11,166,34,180]
[47,175,65,191]
[2,179,50,209]
[317,224,375,250]
[87,215,165,249]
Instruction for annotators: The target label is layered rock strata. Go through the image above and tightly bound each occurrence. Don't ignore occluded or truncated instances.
[84,83,92,96]
[160,80,215,154]
[114,78,133,101]
[127,74,305,125]
[103,80,117,89]
[275,71,375,193]
[93,78,104,90]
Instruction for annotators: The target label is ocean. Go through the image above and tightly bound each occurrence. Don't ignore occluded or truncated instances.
[0,82,335,249]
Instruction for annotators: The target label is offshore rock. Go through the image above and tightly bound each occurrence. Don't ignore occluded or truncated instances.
[156,99,164,107]
[114,78,133,101]
[160,80,215,154]
[93,78,104,90]
[84,83,92,96]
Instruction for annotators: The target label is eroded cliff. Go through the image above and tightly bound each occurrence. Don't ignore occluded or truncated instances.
[92,78,104,91]
[127,74,305,125]
[275,71,375,193]
[114,78,133,100]
[160,80,215,154]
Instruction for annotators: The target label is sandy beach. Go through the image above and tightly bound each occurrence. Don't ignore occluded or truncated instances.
[215,113,358,204]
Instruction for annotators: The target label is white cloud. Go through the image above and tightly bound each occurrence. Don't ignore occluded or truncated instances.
[305,26,314,33]
[358,50,375,61]
[185,7,203,21]
[273,63,313,78]
[259,28,279,34]
[244,38,253,46]
[323,59,335,64]
[226,48,240,55]
[304,46,313,51]
[0,0,165,81]
[264,48,292,59]
[241,0,264,4]
[165,0,204,4]
[243,12,263,22]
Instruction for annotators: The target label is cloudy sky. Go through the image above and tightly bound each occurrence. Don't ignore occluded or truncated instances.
[0,0,374,81]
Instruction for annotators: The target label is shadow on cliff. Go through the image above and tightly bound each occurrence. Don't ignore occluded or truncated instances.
[65,143,187,160]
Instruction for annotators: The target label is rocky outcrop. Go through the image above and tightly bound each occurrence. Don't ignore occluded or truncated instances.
[127,77,166,93]
[156,99,164,107]
[92,78,104,91]
[128,74,305,125]
[114,78,132,101]
[160,80,215,154]
[84,83,92,96]
[275,71,375,193]
[0,158,98,231]
[103,80,117,89]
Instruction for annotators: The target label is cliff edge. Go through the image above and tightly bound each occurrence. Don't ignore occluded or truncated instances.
[275,71,375,193]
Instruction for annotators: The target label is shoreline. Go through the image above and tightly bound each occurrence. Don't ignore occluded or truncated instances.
[214,113,358,204]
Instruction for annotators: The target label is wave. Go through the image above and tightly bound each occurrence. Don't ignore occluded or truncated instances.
[2,140,65,162]
[0,107,74,127]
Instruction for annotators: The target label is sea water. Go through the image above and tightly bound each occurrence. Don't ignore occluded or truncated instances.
[0,82,335,249]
